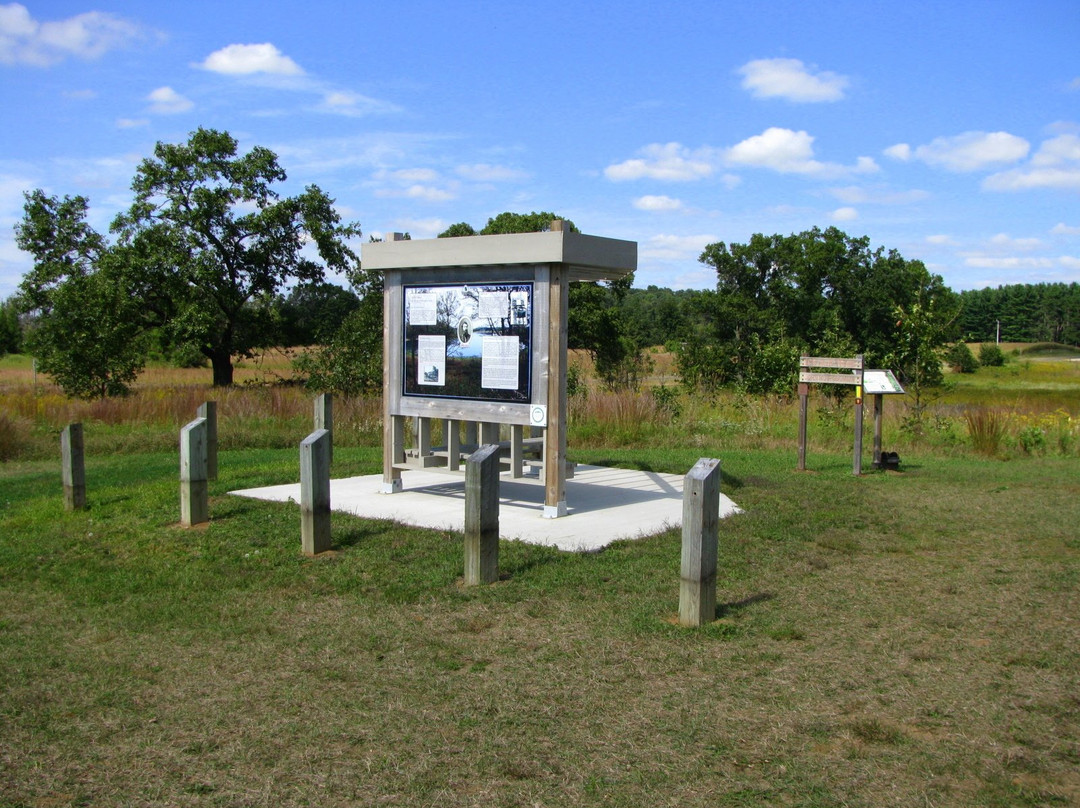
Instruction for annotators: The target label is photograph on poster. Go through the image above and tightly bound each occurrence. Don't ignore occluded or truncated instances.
[403,282,533,402]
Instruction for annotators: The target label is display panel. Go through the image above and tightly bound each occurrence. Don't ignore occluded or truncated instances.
[403,282,533,402]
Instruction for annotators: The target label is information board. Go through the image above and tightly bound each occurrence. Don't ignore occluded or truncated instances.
[402,282,533,402]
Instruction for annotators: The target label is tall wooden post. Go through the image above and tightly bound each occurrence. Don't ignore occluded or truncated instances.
[796,382,809,471]
[300,428,332,555]
[197,401,217,480]
[314,393,332,464]
[464,444,500,585]
[61,423,86,511]
[180,418,209,527]
[544,259,568,518]
[853,354,864,476]
[872,394,884,468]
[680,458,721,627]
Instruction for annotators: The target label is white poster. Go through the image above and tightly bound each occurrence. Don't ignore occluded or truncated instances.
[407,290,438,326]
[479,290,510,321]
[481,335,520,390]
[417,335,446,386]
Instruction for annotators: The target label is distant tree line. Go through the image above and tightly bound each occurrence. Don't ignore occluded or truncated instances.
[957,283,1080,346]
[8,127,1073,399]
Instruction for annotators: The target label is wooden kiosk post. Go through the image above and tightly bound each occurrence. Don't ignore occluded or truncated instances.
[365,224,636,518]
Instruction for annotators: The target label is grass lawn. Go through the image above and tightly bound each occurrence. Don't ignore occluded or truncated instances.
[2,438,1078,806]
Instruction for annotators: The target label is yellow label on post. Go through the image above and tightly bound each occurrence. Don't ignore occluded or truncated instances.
[856,385,862,399]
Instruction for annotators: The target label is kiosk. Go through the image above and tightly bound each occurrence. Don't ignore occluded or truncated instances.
[362,222,636,518]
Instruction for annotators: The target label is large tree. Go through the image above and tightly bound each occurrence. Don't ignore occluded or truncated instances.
[111,127,361,385]
[682,227,958,394]
[15,191,146,397]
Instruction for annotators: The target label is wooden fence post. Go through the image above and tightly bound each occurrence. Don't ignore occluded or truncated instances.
[180,418,209,527]
[464,444,500,585]
[300,428,332,555]
[679,458,721,627]
[61,423,86,511]
[197,401,217,480]
[314,393,333,464]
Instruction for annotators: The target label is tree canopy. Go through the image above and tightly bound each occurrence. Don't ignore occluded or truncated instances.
[14,129,361,394]
[111,127,361,385]
[678,227,959,395]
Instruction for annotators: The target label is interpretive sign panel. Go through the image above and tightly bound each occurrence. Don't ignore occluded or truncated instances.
[862,369,905,395]
[403,282,533,402]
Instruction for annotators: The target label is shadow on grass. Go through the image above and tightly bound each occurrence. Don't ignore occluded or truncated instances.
[580,457,746,490]
[717,591,773,619]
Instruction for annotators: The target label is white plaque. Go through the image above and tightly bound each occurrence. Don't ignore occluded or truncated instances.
[417,335,445,386]
[480,336,519,390]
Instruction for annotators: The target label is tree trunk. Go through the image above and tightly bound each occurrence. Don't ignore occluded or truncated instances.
[210,350,234,386]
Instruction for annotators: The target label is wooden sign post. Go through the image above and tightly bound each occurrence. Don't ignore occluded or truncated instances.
[798,355,865,475]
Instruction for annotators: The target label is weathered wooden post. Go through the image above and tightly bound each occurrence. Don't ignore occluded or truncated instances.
[796,382,809,472]
[61,423,86,511]
[300,428,332,555]
[197,401,217,480]
[464,444,500,585]
[679,458,721,627]
[853,354,864,476]
[314,393,332,464]
[180,417,209,527]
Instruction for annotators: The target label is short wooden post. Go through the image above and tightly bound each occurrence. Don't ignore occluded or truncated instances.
[510,424,524,478]
[61,423,86,511]
[314,393,333,464]
[446,419,461,471]
[679,458,721,627]
[464,444,500,585]
[197,401,217,480]
[180,418,209,527]
[300,428,332,555]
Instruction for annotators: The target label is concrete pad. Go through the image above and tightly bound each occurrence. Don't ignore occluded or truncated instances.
[231,464,740,553]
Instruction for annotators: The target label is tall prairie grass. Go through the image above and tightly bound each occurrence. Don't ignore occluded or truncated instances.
[964,407,1007,456]
[2,348,1079,462]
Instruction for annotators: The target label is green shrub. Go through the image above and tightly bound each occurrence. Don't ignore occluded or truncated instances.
[946,342,979,373]
[978,343,1006,367]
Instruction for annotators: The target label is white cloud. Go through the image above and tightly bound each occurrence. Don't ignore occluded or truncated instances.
[829,185,929,205]
[1030,133,1080,166]
[318,89,397,117]
[604,143,714,182]
[640,233,716,261]
[455,163,527,182]
[116,117,148,129]
[983,167,1080,191]
[146,86,192,114]
[831,206,858,222]
[724,127,877,177]
[737,57,849,102]
[633,195,683,211]
[963,256,1055,269]
[1060,255,1080,269]
[375,184,456,202]
[883,143,912,161]
[1068,77,1080,92]
[1051,223,1080,235]
[926,234,955,245]
[989,233,1043,250]
[382,168,439,183]
[197,43,303,76]
[983,134,1080,191]
[909,131,1030,172]
[0,3,146,66]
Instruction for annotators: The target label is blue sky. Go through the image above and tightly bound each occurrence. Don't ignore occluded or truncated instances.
[1,0,1078,299]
